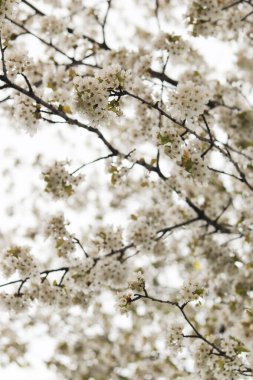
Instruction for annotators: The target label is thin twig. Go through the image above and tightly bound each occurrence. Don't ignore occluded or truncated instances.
[71,153,115,175]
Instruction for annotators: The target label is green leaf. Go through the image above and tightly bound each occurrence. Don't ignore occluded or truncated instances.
[47,82,56,90]
[116,72,125,84]
[235,283,247,296]
[194,288,204,296]
[107,99,122,116]
[56,239,65,248]
[159,133,172,145]
[7,246,21,258]
[62,105,72,114]
[64,184,73,196]
[235,345,250,353]
[183,158,194,173]
[108,165,118,173]
[111,173,118,185]
[246,308,253,317]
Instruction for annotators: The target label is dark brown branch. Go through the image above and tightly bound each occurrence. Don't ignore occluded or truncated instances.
[130,292,249,368]
[22,0,110,52]
[0,37,7,76]
[101,0,112,48]
[7,18,98,69]
[21,73,34,94]
[73,237,89,258]
[177,304,226,356]
[222,0,244,10]
[201,114,214,158]
[22,0,45,16]
[0,266,69,290]
[225,148,253,192]
[186,198,232,233]
[0,95,10,103]
[0,73,119,155]
[241,9,253,20]
[120,90,213,145]
[132,292,177,307]
[156,217,200,240]
[67,28,110,51]
[154,0,161,30]
[208,166,243,182]
[149,69,178,87]
[214,198,232,223]
[59,268,69,286]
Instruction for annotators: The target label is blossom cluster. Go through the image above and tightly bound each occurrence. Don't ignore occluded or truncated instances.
[42,161,84,199]
[5,50,32,80]
[167,323,184,353]
[91,225,123,254]
[95,257,129,289]
[1,245,38,278]
[187,0,245,39]
[180,279,206,303]
[154,33,189,59]
[168,81,210,121]
[180,148,208,183]
[116,291,135,314]
[44,213,75,258]
[128,270,145,292]
[195,339,246,380]
[0,0,20,28]
[39,15,66,36]
[73,64,132,124]
[13,93,40,135]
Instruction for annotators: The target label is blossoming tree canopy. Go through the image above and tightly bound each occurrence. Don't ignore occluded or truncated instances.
[1,0,253,378]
